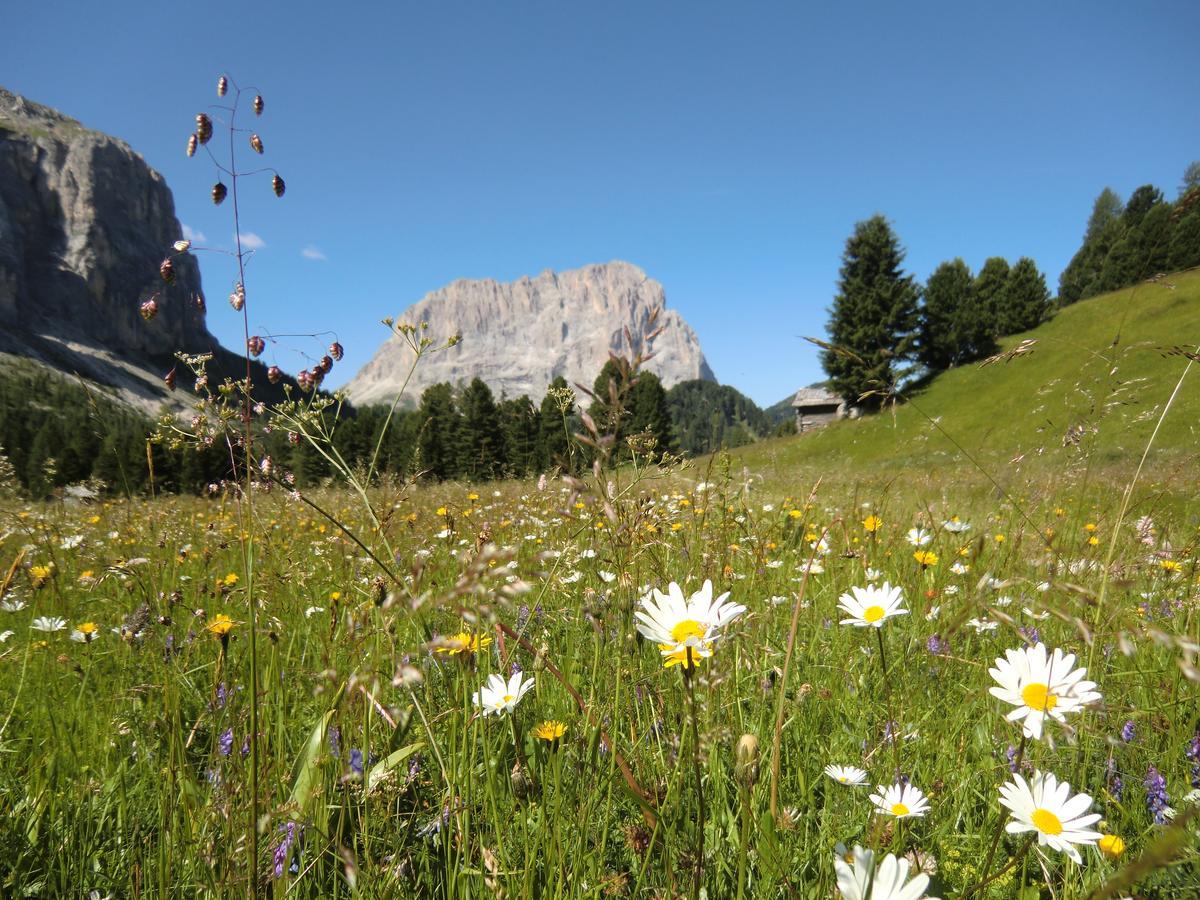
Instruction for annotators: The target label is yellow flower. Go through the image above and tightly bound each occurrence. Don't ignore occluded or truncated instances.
[1087,536,1099,546]
[788,509,803,520]
[207,614,236,638]
[994,534,1006,544]
[88,515,101,525]
[79,570,95,581]
[671,523,683,532]
[1054,507,1066,518]
[1098,834,1125,860]
[913,550,938,568]
[435,631,492,656]
[1159,559,1181,573]
[222,572,239,587]
[436,506,448,517]
[863,515,882,533]
[532,720,567,745]
[467,492,479,501]
[30,564,53,587]
[329,591,342,602]
[573,502,586,510]
[1084,522,1097,533]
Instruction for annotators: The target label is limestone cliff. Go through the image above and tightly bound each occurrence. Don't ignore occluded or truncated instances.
[346,261,715,406]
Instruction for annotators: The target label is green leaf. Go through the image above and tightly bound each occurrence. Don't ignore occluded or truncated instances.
[288,683,345,822]
[365,742,423,792]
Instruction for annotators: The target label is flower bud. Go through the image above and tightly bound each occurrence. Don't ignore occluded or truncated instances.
[212,182,227,205]
[164,367,177,391]
[196,114,213,144]
[272,174,285,197]
[247,335,265,357]
[159,258,175,284]
[735,733,760,789]
[139,298,159,321]
[249,133,263,154]
[328,341,344,361]
[253,94,264,115]
[217,75,228,97]
[267,365,282,384]
[187,134,198,157]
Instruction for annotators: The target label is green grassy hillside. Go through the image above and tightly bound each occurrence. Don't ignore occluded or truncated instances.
[732,270,1200,487]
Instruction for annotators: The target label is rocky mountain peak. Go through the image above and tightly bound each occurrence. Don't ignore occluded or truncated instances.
[346,261,715,406]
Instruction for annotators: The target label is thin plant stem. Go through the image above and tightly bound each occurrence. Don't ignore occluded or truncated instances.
[684,661,705,900]
[875,626,902,779]
[969,732,1028,898]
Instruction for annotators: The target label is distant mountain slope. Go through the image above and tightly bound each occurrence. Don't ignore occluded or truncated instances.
[735,270,1200,472]
[346,261,715,406]
[0,88,267,412]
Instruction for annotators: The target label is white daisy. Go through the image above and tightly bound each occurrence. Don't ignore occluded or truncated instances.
[864,567,883,582]
[870,782,930,819]
[634,580,746,669]
[1,599,27,612]
[906,527,932,547]
[966,617,998,633]
[31,616,67,632]
[834,844,939,900]
[837,582,908,628]
[472,671,535,716]
[825,764,869,786]
[0,630,13,642]
[942,517,971,534]
[988,643,1101,739]
[998,771,1102,863]
[949,561,970,575]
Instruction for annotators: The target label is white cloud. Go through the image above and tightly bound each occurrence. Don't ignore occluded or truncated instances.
[239,232,267,251]
[302,245,327,261]
[181,224,207,243]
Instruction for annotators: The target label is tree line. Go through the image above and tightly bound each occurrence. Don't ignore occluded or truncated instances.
[822,160,1200,407]
[0,360,777,498]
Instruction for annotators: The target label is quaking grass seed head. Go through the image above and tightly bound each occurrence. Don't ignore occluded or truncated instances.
[212,182,227,205]
[253,94,264,115]
[272,174,285,197]
[250,133,263,154]
[187,134,197,157]
[217,75,228,97]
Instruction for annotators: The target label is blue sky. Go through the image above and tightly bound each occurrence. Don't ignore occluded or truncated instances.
[7,1,1199,405]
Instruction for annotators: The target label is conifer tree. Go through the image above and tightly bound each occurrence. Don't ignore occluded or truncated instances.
[973,256,1010,334]
[416,383,462,480]
[998,258,1051,335]
[821,215,920,407]
[918,259,994,370]
[459,378,505,480]
[626,371,674,456]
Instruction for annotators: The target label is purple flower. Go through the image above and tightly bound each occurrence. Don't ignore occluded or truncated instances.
[328,725,341,759]
[273,821,298,878]
[1019,625,1040,645]
[1120,720,1136,743]
[216,682,227,709]
[218,728,233,758]
[1145,765,1170,824]
[926,634,945,655]
[1006,744,1018,773]
[510,660,523,676]
[350,748,364,777]
[1186,731,1200,788]
[1106,756,1124,801]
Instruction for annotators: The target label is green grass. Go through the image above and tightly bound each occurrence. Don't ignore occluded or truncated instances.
[735,270,1200,483]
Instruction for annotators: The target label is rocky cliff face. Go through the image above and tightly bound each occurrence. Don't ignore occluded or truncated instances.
[346,261,715,406]
[0,88,224,410]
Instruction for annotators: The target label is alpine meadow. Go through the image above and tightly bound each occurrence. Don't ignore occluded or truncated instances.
[3,21,1200,900]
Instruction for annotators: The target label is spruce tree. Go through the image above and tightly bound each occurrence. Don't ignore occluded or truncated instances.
[821,215,920,408]
[974,257,1010,335]
[416,383,462,480]
[460,378,505,480]
[918,259,994,370]
[998,258,1051,335]
[626,371,674,456]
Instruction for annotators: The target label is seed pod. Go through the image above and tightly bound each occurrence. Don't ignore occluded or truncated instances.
[195,113,213,144]
[187,134,198,157]
[217,75,228,97]
[159,258,175,284]
[139,298,159,321]
[173,239,191,253]
[297,369,314,392]
[318,355,333,374]
[267,365,282,384]
[212,181,227,205]
[253,94,264,115]
[735,734,760,789]
[164,367,177,391]
[271,174,285,197]
[194,293,207,313]
[247,335,265,357]
[328,341,344,361]
[312,367,325,387]
[249,133,263,154]
[229,284,245,311]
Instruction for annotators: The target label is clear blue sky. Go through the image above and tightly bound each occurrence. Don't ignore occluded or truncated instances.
[7,1,1199,405]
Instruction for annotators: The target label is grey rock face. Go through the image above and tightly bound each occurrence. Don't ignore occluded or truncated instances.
[346,261,715,406]
[0,88,220,410]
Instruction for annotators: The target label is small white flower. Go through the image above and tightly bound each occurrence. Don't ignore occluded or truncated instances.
[967,618,998,633]
[472,671,535,716]
[870,782,930,819]
[988,643,1101,740]
[767,595,789,606]
[0,630,13,642]
[766,560,783,569]
[825,764,869,786]
[598,570,617,583]
[1,599,28,613]
[837,582,908,628]
[761,504,775,513]
[906,527,932,547]
[998,771,1102,864]
[304,606,325,618]
[924,605,941,621]
[634,580,746,669]
[943,518,971,534]
[834,844,939,900]
[864,567,883,582]
[31,616,67,632]
[949,561,969,575]
[580,549,597,559]
[60,534,85,550]
[435,529,451,539]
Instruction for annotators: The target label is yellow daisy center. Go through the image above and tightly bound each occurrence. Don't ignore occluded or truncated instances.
[78,622,98,634]
[1031,807,1063,835]
[891,803,910,816]
[671,619,706,643]
[1021,683,1058,712]
[502,694,515,704]
[863,605,886,623]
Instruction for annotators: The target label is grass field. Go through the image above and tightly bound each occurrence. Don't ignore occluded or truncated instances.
[1,277,1199,897]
